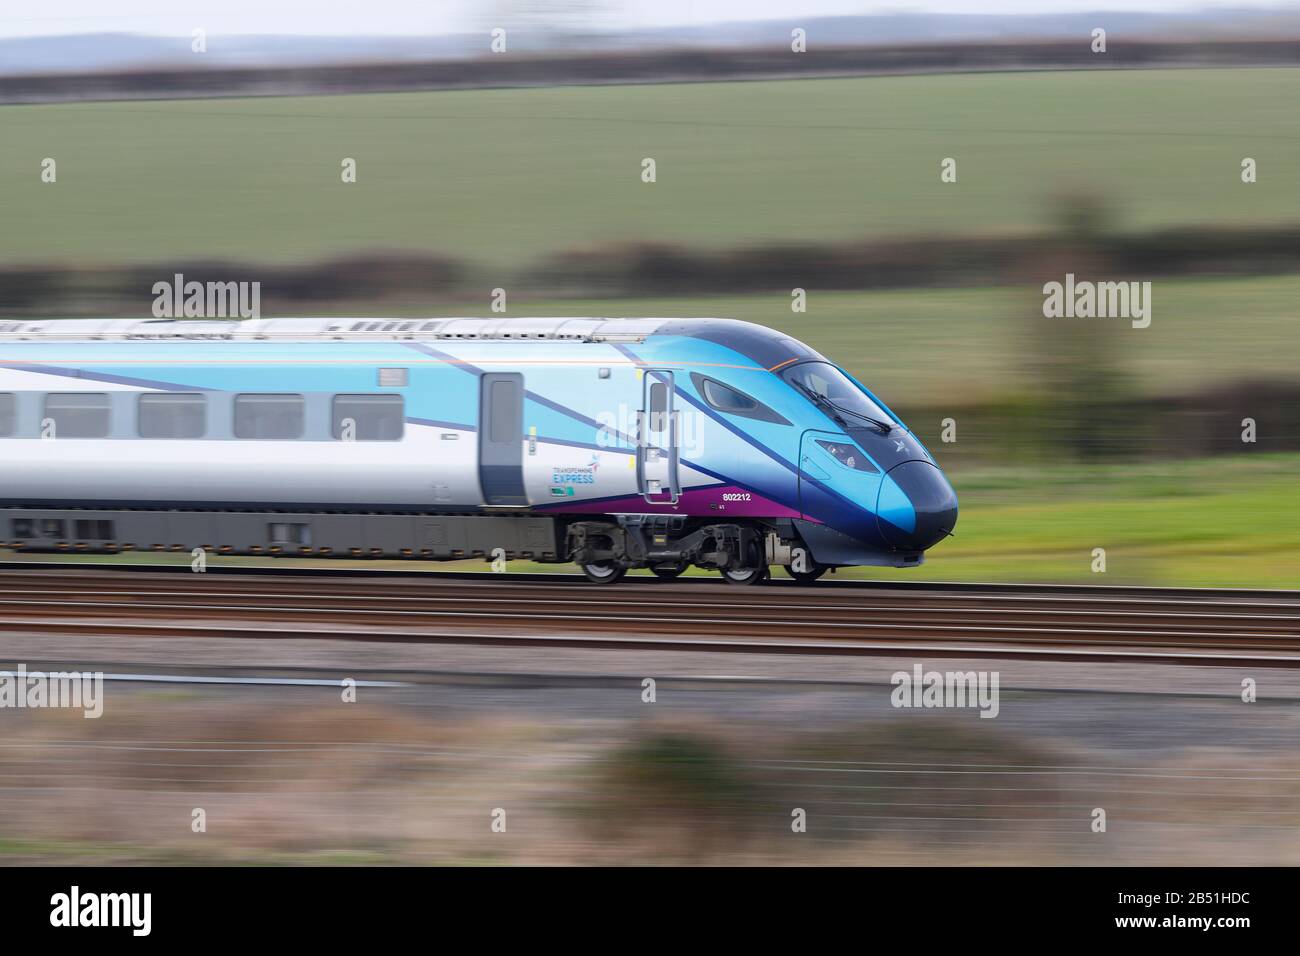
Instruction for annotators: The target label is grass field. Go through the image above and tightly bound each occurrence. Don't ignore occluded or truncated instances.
[3,69,1299,270]
[15,454,1295,589]
[904,452,1299,588]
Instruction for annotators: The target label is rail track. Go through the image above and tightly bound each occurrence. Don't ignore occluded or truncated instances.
[0,564,1296,666]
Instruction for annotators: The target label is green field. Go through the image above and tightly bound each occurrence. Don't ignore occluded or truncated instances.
[3,69,1299,270]
[903,452,1299,588]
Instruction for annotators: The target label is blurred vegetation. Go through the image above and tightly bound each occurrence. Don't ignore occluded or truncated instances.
[1016,192,1131,461]
[575,718,1067,861]
[582,725,764,861]
[775,721,1063,846]
[11,697,1299,865]
[7,40,1300,105]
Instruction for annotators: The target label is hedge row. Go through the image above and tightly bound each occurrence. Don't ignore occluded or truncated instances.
[4,224,1300,314]
[7,40,1300,105]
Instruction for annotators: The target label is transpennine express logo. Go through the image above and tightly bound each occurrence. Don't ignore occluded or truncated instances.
[552,454,601,485]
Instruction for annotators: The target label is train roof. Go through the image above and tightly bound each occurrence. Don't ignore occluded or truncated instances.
[0,317,826,368]
[0,317,662,342]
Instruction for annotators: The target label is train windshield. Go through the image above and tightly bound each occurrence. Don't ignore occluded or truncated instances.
[781,362,894,430]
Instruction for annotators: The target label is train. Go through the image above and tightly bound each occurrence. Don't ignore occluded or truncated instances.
[0,316,957,584]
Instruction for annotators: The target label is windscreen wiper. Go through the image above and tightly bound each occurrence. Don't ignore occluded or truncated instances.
[796,384,892,433]
[826,398,893,434]
[794,383,849,428]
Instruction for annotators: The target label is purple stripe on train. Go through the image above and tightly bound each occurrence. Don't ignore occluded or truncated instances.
[538,484,814,520]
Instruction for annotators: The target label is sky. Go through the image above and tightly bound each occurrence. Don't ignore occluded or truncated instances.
[0,0,1296,39]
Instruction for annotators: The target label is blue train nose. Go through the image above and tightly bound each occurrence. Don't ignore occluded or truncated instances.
[877,460,958,551]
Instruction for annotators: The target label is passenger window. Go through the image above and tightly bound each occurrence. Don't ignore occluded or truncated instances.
[268,522,311,545]
[702,379,758,413]
[138,393,206,438]
[234,394,305,440]
[74,519,114,539]
[44,393,110,438]
[689,373,790,426]
[332,394,404,441]
[0,393,14,436]
[489,381,519,443]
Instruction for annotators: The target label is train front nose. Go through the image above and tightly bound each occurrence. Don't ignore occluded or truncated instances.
[876,460,958,552]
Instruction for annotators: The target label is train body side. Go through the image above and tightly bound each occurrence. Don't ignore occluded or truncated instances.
[0,318,955,572]
[0,336,801,516]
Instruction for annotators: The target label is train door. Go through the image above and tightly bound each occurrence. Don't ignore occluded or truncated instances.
[638,371,680,504]
[479,373,528,506]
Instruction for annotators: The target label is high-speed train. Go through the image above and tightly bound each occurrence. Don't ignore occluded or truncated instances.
[0,316,957,584]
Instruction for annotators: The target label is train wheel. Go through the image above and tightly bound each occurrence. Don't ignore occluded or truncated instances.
[720,564,770,586]
[651,564,687,580]
[784,563,828,584]
[581,561,627,584]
